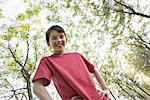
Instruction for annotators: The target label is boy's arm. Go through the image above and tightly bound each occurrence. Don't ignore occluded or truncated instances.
[93,68,110,99]
[93,68,107,90]
[33,79,52,100]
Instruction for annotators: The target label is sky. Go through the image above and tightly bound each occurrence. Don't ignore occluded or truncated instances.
[0,0,150,100]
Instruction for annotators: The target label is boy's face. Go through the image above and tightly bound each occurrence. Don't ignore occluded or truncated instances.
[48,30,67,54]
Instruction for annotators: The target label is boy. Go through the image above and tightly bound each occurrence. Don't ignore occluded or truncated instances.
[32,25,109,100]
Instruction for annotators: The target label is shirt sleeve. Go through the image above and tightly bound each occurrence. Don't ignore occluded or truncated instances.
[32,57,52,86]
[79,53,95,73]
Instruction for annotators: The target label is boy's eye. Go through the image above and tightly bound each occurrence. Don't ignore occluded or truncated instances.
[60,35,64,38]
[51,37,56,40]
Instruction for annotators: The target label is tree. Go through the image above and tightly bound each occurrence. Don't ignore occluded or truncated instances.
[0,0,45,99]
[0,0,150,99]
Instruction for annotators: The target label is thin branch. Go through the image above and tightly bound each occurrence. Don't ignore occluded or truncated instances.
[23,25,30,67]
[16,92,28,100]
[136,33,150,44]
[0,79,27,100]
[109,90,117,100]
[114,0,150,18]
[127,28,150,50]
[9,85,19,100]
[7,41,23,67]
[0,87,27,99]
[126,83,145,99]
[135,33,150,50]
[117,82,136,100]
[103,68,149,99]
[121,74,150,97]
[114,0,136,13]
[127,76,150,97]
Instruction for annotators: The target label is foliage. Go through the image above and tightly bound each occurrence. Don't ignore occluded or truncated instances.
[0,0,150,100]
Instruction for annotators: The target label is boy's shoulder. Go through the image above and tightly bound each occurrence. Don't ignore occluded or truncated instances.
[64,52,83,56]
[50,52,82,56]
[67,51,80,55]
[38,52,82,60]
[36,55,51,63]
[38,56,48,60]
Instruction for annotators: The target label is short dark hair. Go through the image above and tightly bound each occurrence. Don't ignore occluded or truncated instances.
[46,25,66,45]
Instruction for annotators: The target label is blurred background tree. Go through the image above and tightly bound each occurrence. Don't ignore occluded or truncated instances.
[0,0,149,99]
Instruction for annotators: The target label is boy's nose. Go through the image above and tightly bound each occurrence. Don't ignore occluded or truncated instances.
[57,38,61,41]
[56,38,62,44]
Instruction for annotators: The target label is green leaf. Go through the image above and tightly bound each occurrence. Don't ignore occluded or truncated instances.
[46,15,51,22]
[26,8,34,16]
[128,15,132,22]
[0,8,3,18]
[2,79,9,88]
[54,16,62,22]
[119,12,125,25]
[7,59,19,72]
[20,24,29,32]
[21,32,27,40]
[104,25,109,32]
[8,65,18,71]
[7,26,18,39]
[47,3,58,12]
[93,10,98,16]
[8,26,18,34]
[102,1,110,18]
[66,0,72,8]
[33,6,41,16]
[34,19,42,24]
[23,0,29,2]
[16,13,27,21]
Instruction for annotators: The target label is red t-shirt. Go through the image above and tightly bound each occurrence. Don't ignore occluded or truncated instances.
[32,52,106,100]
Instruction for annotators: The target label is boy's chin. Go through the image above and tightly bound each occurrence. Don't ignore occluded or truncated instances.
[54,50,64,54]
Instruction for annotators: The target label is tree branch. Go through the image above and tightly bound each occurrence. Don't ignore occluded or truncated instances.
[0,79,27,100]
[7,41,23,67]
[126,82,145,99]
[127,28,150,50]
[127,76,150,97]
[23,25,30,68]
[114,0,150,18]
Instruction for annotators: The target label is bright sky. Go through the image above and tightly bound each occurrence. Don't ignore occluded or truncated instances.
[0,0,149,100]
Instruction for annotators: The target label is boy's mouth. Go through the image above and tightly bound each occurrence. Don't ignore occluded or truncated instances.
[57,45,63,47]
[56,44,64,47]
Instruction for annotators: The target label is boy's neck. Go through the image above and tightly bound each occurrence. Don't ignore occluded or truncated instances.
[53,50,65,55]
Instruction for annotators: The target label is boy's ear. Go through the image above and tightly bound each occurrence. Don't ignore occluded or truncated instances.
[48,45,52,50]
[47,42,52,48]
[48,44,51,48]
[66,37,68,42]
